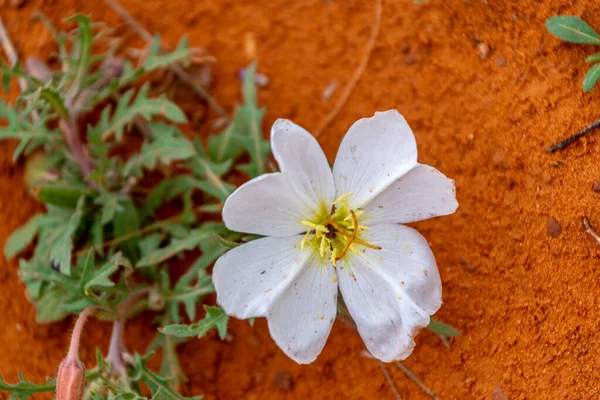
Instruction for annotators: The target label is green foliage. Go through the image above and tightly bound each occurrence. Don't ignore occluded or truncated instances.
[546,16,600,45]
[0,14,270,400]
[161,305,229,340]
[428,317,460,337]
[546,15,600,91]
[208,62,269,178]
[0,373,55,400]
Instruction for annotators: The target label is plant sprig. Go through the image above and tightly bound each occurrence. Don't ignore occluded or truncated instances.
[0,13,267,400]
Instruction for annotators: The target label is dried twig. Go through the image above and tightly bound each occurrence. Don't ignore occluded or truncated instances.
[0,17,29,94]
[547,118,600,153]
[378,361,403,400]
[314,0,382,137]
[582,217,600,245]
[395,362,438,399]
[103,0,230,121]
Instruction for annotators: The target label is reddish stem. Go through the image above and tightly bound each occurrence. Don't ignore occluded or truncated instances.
[66,307,96,363]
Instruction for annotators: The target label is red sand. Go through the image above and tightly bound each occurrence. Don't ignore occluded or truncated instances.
[2,1,600,398]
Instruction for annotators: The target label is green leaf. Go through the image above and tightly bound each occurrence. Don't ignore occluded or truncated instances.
[188,141,234,201]
[35,286,71,322]
[124,135,196,177]
[136,228,214,267]
[546,16,600,45]
[427,317,460,337]
[0,373,55,399]
[143,36,191,71]
[65,14,93,96]
[35,86,69,119]
[207,114,244,163]
[585,52,600,63]
[130,353,202,400]
[95,191,124,225]
[36,183,93,209]
[4,214,48,259]
[146,316,188,391]
[236,63,269,177]
[143,176,198,217]
[91,83,187,142]
[113,198,141,261]
[161,306,228,339]
[583,63,600,91]
[49,196,85,275]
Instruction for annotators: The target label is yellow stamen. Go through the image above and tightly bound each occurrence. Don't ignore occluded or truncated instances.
[332,192,353,205]
[300,230,311,249]
[301,220,328,233]
[336,210,359,261]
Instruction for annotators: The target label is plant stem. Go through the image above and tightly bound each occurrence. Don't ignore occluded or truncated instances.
[59,118,94,178]
[102,0,230,122]
[394,362,437,399]
[106,288,153,373]
[378,361,403,400]
[583,217,600,245]
[547,118,600,153]
[67,307,97,363]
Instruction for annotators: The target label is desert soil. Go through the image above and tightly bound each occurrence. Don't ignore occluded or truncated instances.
[2,0,600,399]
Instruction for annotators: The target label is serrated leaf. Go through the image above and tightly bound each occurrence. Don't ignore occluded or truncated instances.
[113,199,141,261]
[124,135,196,177]
[546,16,600,45]
[36,286,71,322]
[130,353,202,400]
[188,142,234,201]
[91,83,187,142]
[143,36,191,71]
[95,192,124,224]
[207,115,245,163]
[49,196,85,275]
[4,214,49,259]
[236,62,269,177]
[427,317,460,337]
[35,86,69,119]
[0,373,55,399]
[136,228,214,267]
[143,176,198,217]
[583,63,600,91]
[161,306,228,340]
[65,14,93,96]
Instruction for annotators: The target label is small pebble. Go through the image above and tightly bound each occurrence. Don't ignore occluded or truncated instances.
[322,81,338,101]
[404,53,417,66]
[496,56,507,67]
[592,179,600,193]
[271,370,294,392]
[478,42,490,60]
[547,217,561,238]
[459,256,476,273]
[9,0,25,8]
[493,386,508,400]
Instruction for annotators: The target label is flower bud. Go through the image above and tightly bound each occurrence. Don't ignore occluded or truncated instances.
[56,358,86,400]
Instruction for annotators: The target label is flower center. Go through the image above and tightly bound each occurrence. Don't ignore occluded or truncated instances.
[300,193,381,265]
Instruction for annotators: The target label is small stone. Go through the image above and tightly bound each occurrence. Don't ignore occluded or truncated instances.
[477,42,490,60]
[496,56,507,67]
[271,370,294,392]
[399,43,410,54]
[493,386,508,400]
[404,53,417,66]
[592,179,600,193]
[459,256,476,273]
[547,217,561,238]
[9,0,25,8]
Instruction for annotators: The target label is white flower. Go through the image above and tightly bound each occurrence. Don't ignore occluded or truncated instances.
[213,110,458,364]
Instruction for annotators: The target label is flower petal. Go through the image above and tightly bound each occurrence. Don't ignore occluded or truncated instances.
[213,235,310,319]
[222,119,334,236]
[363,164,458,225]
[213,235,337,364]
[271,119,335,209]
[268,254,338,364]
[337,223,441,362]
[332,110,417,209]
